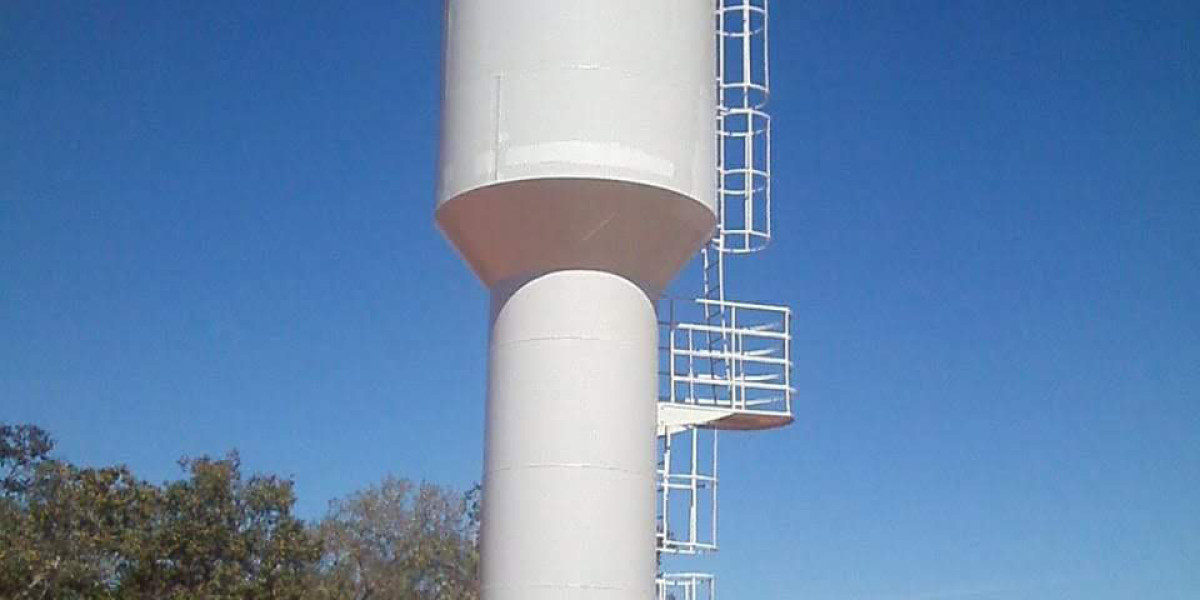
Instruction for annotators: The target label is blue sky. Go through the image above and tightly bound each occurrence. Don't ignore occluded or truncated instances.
[2,2,1197,599]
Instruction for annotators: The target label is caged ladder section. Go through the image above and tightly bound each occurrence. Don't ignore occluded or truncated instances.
[717,0,772,254]
[658,573,717,600]
[656,424,718,555]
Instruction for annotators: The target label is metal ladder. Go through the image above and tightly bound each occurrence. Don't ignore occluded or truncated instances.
[700,240,730,406]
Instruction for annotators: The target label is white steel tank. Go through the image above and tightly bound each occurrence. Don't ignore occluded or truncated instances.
[437,0,716,292]
[436,2,717,599]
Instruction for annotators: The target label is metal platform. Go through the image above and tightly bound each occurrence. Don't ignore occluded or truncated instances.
[659,297,793,431]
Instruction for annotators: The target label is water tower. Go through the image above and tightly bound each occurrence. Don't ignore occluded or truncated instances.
[435,1,790,598]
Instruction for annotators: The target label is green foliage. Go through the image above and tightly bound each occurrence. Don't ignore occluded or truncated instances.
[1,425,159,599]
[308,476,480,600]
[120,453,321,599]
[0,424,482,599]
[1,424,53,498]
[0,424,320,599]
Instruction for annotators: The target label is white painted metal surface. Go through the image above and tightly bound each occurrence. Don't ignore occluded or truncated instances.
[438,0,716,204]
[437,0,718,292]
[484,271,657,599]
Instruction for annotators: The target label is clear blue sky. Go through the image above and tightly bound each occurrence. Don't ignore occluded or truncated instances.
[2,2,1197,598]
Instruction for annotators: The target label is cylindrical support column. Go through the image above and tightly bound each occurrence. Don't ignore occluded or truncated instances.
[482,270,658,599]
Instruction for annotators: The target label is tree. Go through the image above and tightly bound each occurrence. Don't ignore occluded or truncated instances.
[308,476,479,600]
[0,424,53,498]
[120,453,321,599]
[1,424,155,598]
[0,424,321,599]
[1,424,481,599]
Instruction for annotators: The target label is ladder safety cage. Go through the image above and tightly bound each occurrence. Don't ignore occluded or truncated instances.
[716,0,772,254]
[656,425,718,555]
[658,573,717,600]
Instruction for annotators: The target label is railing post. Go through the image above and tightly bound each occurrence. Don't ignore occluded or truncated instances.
[784,309,791,414]
[669,308,678,405]
[689,427,699,548]
[724,307,734,410]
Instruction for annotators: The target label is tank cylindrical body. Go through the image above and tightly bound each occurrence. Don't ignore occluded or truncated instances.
[435,2,717,598]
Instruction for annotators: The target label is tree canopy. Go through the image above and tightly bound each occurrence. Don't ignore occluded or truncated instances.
[0,424,479,600]
[309,477,480,600]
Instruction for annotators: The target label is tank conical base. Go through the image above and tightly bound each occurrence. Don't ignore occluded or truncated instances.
[437,178,716,294]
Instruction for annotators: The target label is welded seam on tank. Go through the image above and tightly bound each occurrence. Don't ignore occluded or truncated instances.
[490,335,646,348]
[486,463,652,476]
[482,582,628,592]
